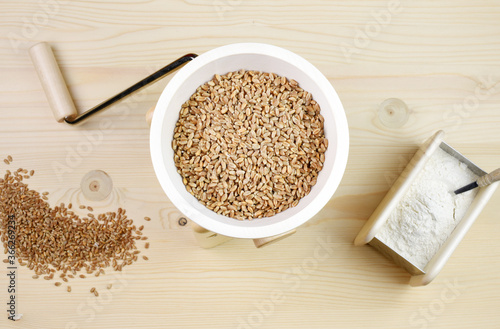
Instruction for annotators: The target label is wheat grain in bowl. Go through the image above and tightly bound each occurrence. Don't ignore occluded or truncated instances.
[172,69,328,220]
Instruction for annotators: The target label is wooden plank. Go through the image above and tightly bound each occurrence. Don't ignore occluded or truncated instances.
[1,1,500,328]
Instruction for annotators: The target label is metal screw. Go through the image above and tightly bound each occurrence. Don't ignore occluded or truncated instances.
[178,217,187,226]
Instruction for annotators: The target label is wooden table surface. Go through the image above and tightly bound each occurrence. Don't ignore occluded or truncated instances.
[2,1,500,328]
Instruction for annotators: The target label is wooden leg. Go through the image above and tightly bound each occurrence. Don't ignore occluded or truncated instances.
[190,219,297,249]
[146,105,155,127]
[253,230,296,248]
[190,220,233,248]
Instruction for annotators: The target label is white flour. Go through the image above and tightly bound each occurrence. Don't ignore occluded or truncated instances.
[375,147,479,269]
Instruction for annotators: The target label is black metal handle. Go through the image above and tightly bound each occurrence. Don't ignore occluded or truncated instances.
[64,53,198,124]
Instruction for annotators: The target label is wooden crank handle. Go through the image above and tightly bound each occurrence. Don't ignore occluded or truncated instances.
[30,41,197,124]
[29,42,78,122]
[477,168,500,187]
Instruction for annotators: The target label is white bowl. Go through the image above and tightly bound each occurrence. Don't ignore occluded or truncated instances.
[150,43,349,239]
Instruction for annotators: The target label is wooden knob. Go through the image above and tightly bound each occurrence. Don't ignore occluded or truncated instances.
[29,42,77,122]
[477,168,500,187]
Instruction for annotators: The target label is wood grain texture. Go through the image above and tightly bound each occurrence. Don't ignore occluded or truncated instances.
[1,1,500,328]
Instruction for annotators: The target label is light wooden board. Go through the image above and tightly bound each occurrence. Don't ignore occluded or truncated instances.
[1,1,500,328]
